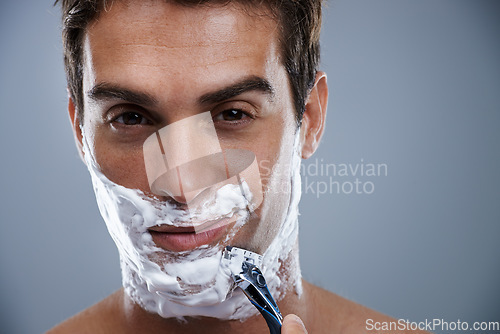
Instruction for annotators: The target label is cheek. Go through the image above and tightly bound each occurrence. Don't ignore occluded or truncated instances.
[244,147,294,254]
[90,127,151,191]
[257,119,297,194]
[241,118,297,253]
[260,140,294,205]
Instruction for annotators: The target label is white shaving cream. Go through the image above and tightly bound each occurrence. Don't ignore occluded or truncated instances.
[82,132,302,320]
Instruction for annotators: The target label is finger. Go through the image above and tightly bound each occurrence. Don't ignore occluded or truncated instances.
[282,314,308,334]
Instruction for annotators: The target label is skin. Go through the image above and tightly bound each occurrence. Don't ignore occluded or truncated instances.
[49,1,429,333]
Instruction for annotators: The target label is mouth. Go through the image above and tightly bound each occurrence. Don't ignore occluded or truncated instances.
[148,217,234,252]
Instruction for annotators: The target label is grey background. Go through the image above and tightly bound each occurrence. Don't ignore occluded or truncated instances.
[1,0,499,333]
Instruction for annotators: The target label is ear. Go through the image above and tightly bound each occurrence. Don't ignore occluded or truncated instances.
[68,97,86,163]
[300,71,328,159]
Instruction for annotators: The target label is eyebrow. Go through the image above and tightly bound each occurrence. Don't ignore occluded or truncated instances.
[87,83,158,106]
[86,76,274,107]
[199,76,274,105]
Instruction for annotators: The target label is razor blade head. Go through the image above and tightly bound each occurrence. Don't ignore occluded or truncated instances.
[222,246,263,277]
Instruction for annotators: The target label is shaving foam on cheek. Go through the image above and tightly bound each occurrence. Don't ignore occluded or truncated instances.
[81,129,303,320]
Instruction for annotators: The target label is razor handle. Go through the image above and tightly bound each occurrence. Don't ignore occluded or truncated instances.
[235,262,283,334]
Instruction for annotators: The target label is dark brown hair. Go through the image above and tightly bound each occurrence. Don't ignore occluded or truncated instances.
[56,0,323,124]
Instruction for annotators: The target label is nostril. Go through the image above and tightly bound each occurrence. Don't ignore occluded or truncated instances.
[150,168,182,198]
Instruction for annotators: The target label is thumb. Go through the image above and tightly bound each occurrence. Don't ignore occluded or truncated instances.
[282,314,308,334]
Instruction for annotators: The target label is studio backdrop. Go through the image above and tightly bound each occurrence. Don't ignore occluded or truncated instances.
[0,1,499,333]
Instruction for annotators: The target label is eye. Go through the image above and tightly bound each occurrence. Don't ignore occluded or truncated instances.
[113,112,151,126]
[213,109,249,122]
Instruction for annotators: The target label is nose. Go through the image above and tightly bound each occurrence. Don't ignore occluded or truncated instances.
[142,112,226,204]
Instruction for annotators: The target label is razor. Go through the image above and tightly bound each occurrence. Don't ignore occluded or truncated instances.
[222,246,283,334]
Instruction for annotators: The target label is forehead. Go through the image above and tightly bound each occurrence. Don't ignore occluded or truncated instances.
[83,1,282,101]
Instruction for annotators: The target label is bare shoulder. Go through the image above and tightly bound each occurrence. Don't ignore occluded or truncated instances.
[46,290,125,334]
[303,280,430,334]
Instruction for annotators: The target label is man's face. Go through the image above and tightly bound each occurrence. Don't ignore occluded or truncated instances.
[78,1,299,256]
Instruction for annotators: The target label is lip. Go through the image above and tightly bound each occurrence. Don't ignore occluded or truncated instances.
[148,217,233,252]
